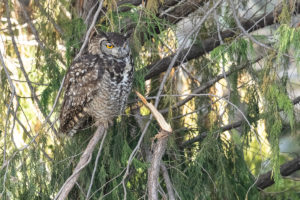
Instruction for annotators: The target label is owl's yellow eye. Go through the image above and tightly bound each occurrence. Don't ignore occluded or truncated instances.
[106,44,114,48]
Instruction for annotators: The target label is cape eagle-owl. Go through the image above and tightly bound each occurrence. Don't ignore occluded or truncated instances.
[59,32,134,136]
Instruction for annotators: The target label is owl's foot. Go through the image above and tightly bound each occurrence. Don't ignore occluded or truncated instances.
[94,119,114,129]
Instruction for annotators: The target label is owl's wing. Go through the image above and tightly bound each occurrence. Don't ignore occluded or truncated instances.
[59,54,104,134]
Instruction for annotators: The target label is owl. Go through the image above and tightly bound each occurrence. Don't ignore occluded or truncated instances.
[59,32,134,136]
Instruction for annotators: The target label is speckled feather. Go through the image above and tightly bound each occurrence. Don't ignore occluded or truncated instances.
[59,32,133,136]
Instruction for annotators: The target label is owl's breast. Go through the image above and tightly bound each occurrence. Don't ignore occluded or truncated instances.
[86,58,133,123]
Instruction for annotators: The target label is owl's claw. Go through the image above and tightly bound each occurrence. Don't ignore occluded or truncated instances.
[94,119,113,129]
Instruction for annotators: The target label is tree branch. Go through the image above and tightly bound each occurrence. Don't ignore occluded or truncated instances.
[159,57,263,114]
[256,157,300,190]
[144,1,300,80]
[86,130,108,199]
[34,0,64,36]
[136,92,172,200]
[181,120,243,148]
[18,0,45,50]
[159,0,209,24]
[160,163,175,200]
[181,95,300,147]
[54,126,106,200]
[148,136,168,200]
[5,0,58,135]
[75,0,105,59]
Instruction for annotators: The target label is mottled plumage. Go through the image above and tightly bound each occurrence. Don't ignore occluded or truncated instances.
[59,32,133,136]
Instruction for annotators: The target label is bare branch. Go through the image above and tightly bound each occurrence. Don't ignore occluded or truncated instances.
[228,0,272,50]
[160,163,176,200]
[154,0,223,108]
[4,0,58,135]
[0,49,16,164]
[148,135,168,200]
[159,0,209,24]
[75,0,105,59]
[55,126,106,200]
[181,120,243,147]
[18,0,45,49]
[86,130,108,199]
[136,92,172,200]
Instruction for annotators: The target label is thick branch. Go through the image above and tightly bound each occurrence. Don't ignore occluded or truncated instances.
[159,0,209,24]
[136,92,173,200]
[256,157,300,190]
[181,120,243,148]
[148,136,168,200]
[55,126,106,200]
[182,95,300,147]
[144,2,300,80]
[159,58,262,114]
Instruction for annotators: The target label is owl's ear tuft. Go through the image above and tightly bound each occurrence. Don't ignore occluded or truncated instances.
[88,28,107,43]
[88,27,98,43]
[97,30,107,38]
[123,31,131,39]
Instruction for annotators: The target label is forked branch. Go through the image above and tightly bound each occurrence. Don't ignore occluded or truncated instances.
[136,92,172,200]
[55,126,107,200]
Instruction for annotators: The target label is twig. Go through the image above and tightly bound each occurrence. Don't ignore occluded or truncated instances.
[4,0,58,135]
[18,0,45,49]
[14,114,53,161]
[34,0,64,36]
[154,0,223,109]
[228,0,272,50]
[86,130,108,199]
[75,0,105,60]
[159,57,263,114]
[45,76,65,123]
[84,3,98,25]
[0,50,16,164]
[160,163,176,200]
[10,101,20,150]
[54,126,106,200]
[0,160,10,197]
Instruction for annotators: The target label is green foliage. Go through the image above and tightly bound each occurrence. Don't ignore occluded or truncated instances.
[64,18,86,65]
[172,134,259,199]
[1,1,300,200]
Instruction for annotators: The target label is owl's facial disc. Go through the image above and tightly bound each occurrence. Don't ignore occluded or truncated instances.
[100,40,130,58]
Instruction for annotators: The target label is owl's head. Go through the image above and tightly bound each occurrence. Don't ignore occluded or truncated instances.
[88,32,130,58]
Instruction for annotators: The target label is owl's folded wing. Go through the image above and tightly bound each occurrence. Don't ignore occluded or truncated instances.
[59,54,104,134]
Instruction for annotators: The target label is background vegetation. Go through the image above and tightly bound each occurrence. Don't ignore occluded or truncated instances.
[0,0,300,199]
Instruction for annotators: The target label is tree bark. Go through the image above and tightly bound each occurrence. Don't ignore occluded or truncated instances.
[256,157,300,190]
